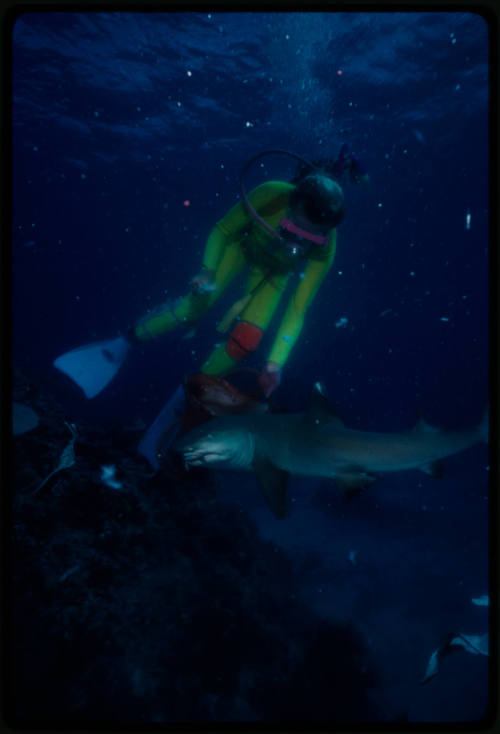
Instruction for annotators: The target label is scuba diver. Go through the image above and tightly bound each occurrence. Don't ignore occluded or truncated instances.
[128,143,368,397]
[53,144,368,469]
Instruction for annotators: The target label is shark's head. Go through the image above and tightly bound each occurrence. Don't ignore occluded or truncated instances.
[172,419,255,471]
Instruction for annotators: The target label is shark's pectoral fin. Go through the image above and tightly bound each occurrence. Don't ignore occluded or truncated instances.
[336,470,377,498]
[252,456,291,518]
[420,460,444,478]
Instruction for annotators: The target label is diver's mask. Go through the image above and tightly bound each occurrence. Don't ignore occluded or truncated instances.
[278,216,329,257]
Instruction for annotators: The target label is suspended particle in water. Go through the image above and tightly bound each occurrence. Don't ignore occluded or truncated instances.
[183,200,191,207]
[465,209,471,230]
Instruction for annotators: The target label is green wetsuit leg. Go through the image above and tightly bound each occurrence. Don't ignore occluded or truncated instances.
[201,268,289,374]
[135,240,246,340]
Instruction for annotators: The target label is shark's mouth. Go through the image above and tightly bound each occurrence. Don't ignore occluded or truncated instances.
[179,430,255,470]
[181,434,238,468]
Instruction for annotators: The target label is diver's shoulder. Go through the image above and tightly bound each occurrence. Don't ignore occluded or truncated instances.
[249,180,295,197]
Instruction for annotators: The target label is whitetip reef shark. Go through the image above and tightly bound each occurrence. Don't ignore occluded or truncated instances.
[172,383,488,518]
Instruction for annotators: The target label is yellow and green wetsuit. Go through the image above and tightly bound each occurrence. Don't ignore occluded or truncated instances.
[132,180,337,375]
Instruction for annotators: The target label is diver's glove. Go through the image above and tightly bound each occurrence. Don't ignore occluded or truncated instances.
[190,268,217,296]
[258,361,282,398]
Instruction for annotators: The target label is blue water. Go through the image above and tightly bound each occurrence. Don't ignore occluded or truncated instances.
[11,10,490,723]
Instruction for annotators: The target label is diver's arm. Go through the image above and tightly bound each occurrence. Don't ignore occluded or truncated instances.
[267,231,337,367]
[131,182,292,342]
[216,181,292,237]
[130,210,234,341]
[128,229,224,342]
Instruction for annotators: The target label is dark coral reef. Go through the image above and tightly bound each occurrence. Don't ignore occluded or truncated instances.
[8,371,379,724]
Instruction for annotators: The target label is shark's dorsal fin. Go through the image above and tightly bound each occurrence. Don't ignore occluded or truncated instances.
[412,416,439,433]
[303,382,345,429]
[252,456,291,518]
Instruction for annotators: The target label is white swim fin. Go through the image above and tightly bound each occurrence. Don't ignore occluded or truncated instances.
[53,336,131,399]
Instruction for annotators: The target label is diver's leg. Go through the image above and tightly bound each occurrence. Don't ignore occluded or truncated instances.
[134,242,246,340]
[201,269,289,375]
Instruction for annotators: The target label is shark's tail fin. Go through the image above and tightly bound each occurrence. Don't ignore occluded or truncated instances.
[479,406,489,444]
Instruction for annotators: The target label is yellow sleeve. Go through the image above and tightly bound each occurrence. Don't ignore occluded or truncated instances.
[203,180,291,268]
[268,230,337,367]
[202,225,227,271]
[216,181,292,236]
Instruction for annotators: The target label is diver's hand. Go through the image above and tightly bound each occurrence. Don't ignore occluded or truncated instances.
[258,362,282,398]
[190,269,217,295]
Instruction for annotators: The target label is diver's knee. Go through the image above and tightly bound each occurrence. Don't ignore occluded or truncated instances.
[225,320,263,361]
